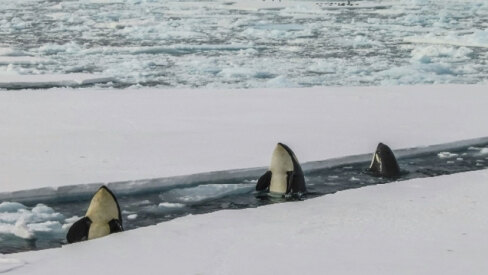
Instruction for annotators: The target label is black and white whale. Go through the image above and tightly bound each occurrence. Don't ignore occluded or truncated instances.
[368,142,401,178]
[256,142,307,196]
[67,186,123,243]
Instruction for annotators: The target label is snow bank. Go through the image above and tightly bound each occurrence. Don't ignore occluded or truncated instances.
[1,85,488,196]
[0,258,25,273]
[4,168,488,274]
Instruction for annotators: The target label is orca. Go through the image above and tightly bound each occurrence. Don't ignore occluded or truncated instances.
[67,186,123,243]
[368,142,401,178]
[256,143,306,196]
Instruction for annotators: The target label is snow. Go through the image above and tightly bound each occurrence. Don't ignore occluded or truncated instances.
[0,258,24,273]
[3,169,488,274]
[1,84,488,195]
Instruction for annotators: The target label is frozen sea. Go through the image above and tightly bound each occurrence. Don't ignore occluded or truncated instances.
[0,0,487,88]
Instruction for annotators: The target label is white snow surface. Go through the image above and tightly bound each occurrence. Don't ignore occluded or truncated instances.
[1,84,488,194]
[3,169,488,274]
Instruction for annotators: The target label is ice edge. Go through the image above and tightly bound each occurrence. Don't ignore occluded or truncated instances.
[2,136,488,203]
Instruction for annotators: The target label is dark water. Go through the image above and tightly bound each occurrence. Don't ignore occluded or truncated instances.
[2,143,488,254]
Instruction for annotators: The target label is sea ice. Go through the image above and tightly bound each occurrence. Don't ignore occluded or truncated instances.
[479,148,488,155]
[158,183,254,204]
[0,73,115,89]
[437,152,459,159]
[0,0,486,88]
[0,202,68,240]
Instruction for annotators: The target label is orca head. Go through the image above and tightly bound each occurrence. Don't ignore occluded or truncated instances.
[66,186,123,243]
[270,143,295,174]
[267,142,306,195]
[369,142,401,178]
[85,186,122,229]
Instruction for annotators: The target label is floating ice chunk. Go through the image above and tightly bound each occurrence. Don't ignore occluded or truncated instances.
[438,152,459,159]
[410,46,473,64]
[308,60,338,74]
[0,202,26,213]
[9,17,29,30]
[38,42,82,55]
[0,202,67,240]
[479,148,488,155]
[158,202,186,208]
[159,183,253,204]
[13,217,35,240]
[28,221,64,233]
[0,56,49,65]
[378,62,458,85]
[0,47,30,57]
[142,203,186,214]
[266,75,298,88]
[0,48,13,56]
[127,214,138,220]
[0,73,115,89]
[30,204,64,222]
[404,30,488,49]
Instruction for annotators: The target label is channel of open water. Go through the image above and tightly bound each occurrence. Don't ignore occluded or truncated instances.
[2,141,488,254]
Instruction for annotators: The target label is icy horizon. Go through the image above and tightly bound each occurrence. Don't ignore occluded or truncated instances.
[1,0,487,89]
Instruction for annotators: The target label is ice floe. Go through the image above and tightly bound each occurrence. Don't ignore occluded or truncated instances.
[437,152,459,159]
[0,202,69,241]
[0,73,115,89]
[405,30,488,49]
[0,0,486,88]
[0,56,50,65]
[158,184,254,204]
